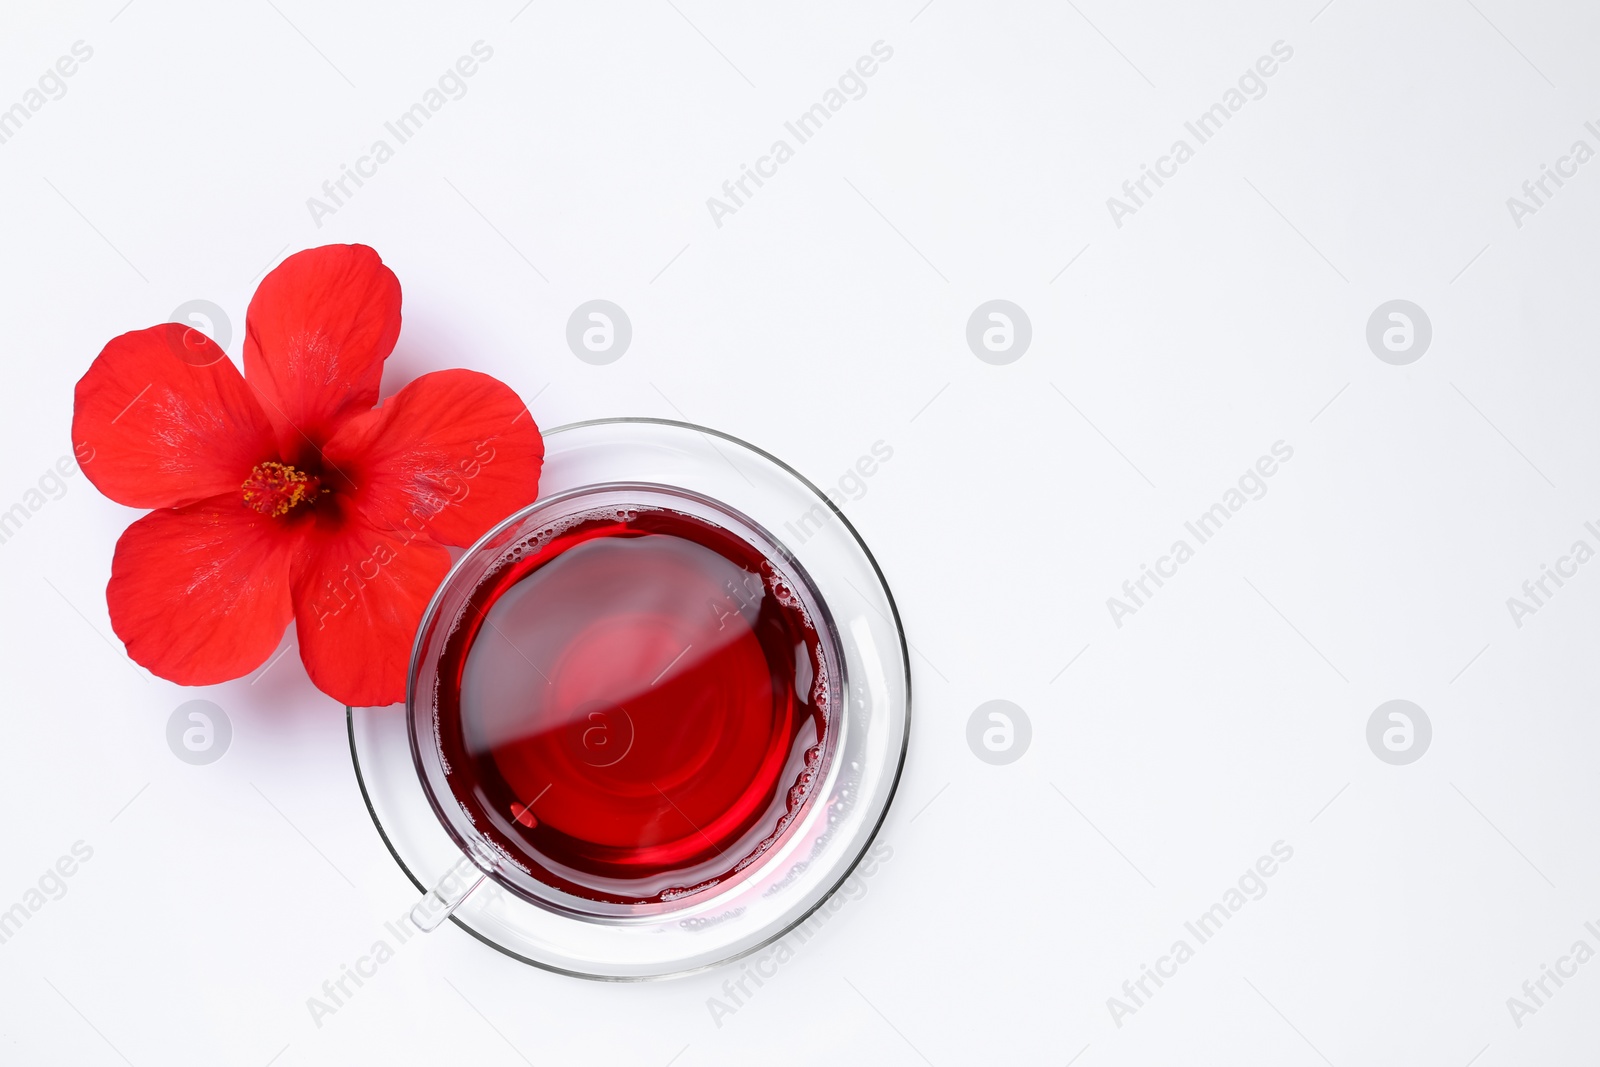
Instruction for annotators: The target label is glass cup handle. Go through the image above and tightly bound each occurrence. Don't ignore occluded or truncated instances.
[409,854,488,933]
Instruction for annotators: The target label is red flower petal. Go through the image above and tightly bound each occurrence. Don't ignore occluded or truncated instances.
[72,325,278,509]
[290,508,450,706]
[107,495,298,684]
[244,244,401,459]
[322,369,543,548]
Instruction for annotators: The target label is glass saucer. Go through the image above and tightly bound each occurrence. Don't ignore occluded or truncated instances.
[348,418,911,979]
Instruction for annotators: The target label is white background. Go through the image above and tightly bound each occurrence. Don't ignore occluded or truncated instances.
[1,0,1598,1064]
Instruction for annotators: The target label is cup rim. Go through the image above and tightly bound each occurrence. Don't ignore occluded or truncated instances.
[407,478,849,913]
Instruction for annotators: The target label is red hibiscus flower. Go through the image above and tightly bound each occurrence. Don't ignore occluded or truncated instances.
[71,244,543,706]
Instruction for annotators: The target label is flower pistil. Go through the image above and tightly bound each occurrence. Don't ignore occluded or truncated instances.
[241,461,321,517]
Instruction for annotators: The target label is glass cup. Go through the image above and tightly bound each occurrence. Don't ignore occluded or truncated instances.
[351,418,911,978]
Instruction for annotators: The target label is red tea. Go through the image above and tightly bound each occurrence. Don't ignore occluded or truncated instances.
[429,505,836,904]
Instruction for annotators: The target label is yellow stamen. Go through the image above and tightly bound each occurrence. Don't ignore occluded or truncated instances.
[241,461,320,517]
